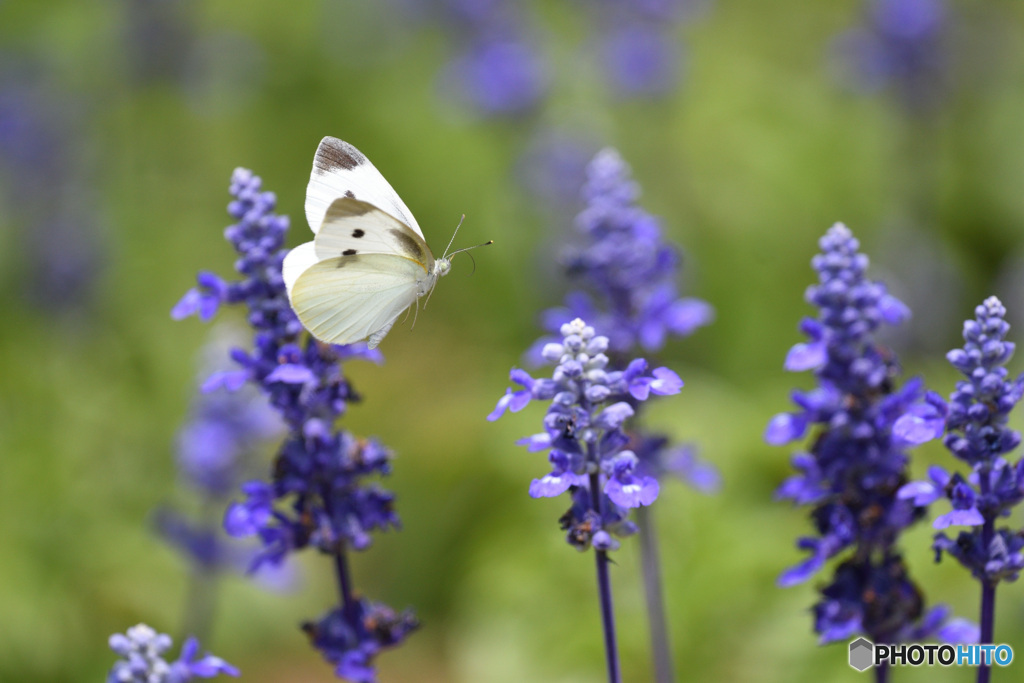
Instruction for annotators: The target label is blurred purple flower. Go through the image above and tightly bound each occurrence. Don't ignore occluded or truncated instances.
[442,38,547,115]
[516,129,598,207]
[176,348,282,496]
[832,0,951,113]
[0,63,106,313]
[602,24,682,98]
[541,148,713,356]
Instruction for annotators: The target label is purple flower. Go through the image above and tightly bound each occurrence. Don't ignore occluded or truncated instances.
[811,556,936,644]
[892,391,947,445]
[302,602,419,683]
[0,72,107,314]
[516,129,598,206]
[542,148,713,356]
[107,624,238,682]
[632,436,720,493]
[520,140,713,677]
[492,318,682,548]
[442,38,547,115]
[904,297,1024,586]
[176,352,282,496]
[897,464,949,506]
[175,168,416,678]
[767,223,957,644]
[601,24,681,98]
[603,451,660,508]
[832,0,951,113]
[433,1,548,118]
[764,412,809,446]
[586,0,707,99]
[529,450,587,498]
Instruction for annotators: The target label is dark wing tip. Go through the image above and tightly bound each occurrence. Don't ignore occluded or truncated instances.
[314,137,366,173]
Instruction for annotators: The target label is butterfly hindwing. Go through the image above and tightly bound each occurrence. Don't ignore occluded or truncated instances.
[288,253,424,346]
[282,242,318,294]
[305,137,423,239]
[313,197,434,269]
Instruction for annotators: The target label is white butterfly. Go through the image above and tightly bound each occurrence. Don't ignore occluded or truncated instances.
[282,137,488,349]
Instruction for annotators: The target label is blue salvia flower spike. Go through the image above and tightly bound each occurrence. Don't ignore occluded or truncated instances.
[534,147,715,683]
[174,168,416,681]
[896,296,1024,682]
[767,223,969,657]
[491,317,683,682]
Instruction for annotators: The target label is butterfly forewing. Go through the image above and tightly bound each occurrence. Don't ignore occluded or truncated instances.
[289,253,423,346]
[305,137,423,238]
[313,197,434,270]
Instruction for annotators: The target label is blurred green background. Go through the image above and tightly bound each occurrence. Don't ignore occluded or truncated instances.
[2,1,1024,681]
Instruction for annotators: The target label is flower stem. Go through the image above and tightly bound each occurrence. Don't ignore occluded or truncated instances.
[636,505,674,683]
[181,562,216,643]
[875,660,889,683]
[589,471,621,683]
[977,518,996,683]
[180,499,220,643]
[333,544,355,607]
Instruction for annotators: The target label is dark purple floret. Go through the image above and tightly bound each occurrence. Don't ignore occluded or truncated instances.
[767,223,958,644]
[303,602,420,683]
[174,167,415,679]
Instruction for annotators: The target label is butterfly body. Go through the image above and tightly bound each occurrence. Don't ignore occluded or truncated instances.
[283,137,457,349]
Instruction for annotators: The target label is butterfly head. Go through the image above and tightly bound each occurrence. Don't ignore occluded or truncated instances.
[438,215,493,274]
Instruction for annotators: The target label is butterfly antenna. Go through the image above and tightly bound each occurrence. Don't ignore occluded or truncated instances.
[446,240,494,273]
[440,214,466,260]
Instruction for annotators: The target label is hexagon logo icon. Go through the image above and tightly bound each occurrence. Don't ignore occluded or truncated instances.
[849,638,874,672]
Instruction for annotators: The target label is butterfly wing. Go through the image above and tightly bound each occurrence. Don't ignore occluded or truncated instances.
[305,137,423,238]
[287,253,425,347]
[312,197,435,270]
[282,242,318,293]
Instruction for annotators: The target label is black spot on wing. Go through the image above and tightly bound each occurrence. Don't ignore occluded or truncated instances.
[344,190,355,198]
[388,229,426,261]
[314,138,366,174]
[342,249,357,256]
[352,229,365,238]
